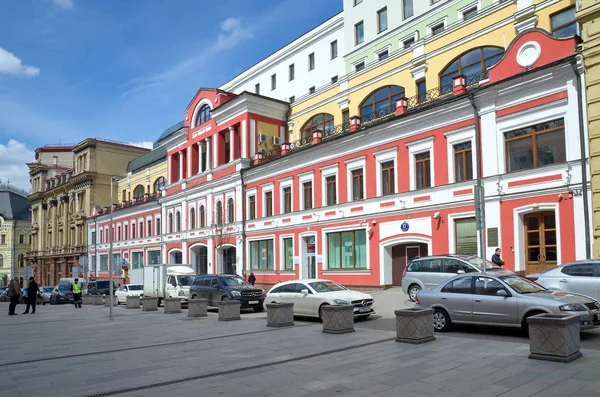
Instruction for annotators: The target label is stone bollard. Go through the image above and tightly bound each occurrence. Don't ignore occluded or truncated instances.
[266,303,294,327]
[218,300,241,321]
[528,313,582,362]
[188,298,208,318]
[104,295,117,307]
[322,305,355,334]
[394,308,435,344]
[164,298,182,314]
[142,297,158,311]
[82,295,93,305]
[92,295,104,306]
[126,296,141,309]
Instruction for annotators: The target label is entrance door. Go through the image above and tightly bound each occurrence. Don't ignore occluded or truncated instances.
[222,247,236,274]
[391,244,427,286]
[524,211,557,274]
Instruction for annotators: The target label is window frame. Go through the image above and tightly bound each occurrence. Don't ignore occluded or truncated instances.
[345,157,366,202]
[551,6,577,37]
[321,165,339,207]
[308,53,315,71]
[330,40,338,59]
[271,74,276,91]
[281,236,294,271]
[359,85,405,121]
[199,205,206,228]
[289,64,295,81]
[326,229,368,270]
[280,178,293,214]
[355,21,364,45]
[403,0,413,19]
[190,207,196,229]
[227,197,234,224]
[195,104,212,127]
[248,194,256,220]
[248,238,275,270]
[439,46,504,92]
[377,7,388,34]
[264,190,273,218]
[445,127,475,183]
[407,137,435,191]
[374,147,398,197]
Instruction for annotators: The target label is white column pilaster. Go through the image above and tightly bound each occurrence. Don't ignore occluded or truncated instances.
[178,151,184,180]
[241,121,248,158]
[228,126,235,162]
[198,142,203,173]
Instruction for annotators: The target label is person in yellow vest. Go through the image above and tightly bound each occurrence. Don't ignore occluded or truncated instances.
[71,278,83,308]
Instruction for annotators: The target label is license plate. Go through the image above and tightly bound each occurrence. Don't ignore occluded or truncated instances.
[359,307,371,312]
[249,300,259,305]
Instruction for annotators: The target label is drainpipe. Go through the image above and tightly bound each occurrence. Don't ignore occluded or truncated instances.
[469,94,487,272]
[571,58,592,259]
[241,169,247,279]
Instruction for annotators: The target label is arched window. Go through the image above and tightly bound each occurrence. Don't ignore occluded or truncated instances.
[199,205,205,228]
[195,104,212,127]
[227,198,234,223]
[133,185,145,199]
[153,177,166,193]
[440,46,504,92]
[0,254,4,267]
[168,213,173,233]
[190,207,196,229]
[216,201,223,226]
[176,211,181,232]
[300,113,334,142]
[360,86,405,121]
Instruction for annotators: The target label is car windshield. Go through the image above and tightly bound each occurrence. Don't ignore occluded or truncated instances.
[96,281,112,288]
[42,287,54,293]
[128,285,143,291]
[308,281,346,293]
[176,276,195,286]
[58,285,71,292]
[220,276,248,287]
[500,275,545,294]
[466,256,498,270]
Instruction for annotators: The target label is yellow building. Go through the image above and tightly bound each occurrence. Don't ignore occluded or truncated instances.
[117,145,168,204]
[0,183,31,286]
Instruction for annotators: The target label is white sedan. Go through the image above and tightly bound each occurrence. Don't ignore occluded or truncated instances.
[265,279,375,319]
[115,284,143,305]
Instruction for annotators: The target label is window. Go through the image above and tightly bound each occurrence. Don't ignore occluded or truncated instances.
[132,252,143,270]
[133,185,145,199]
[117,226,121,241]
[331,75,338,84]
[91,231,96,245]
[327,230,367,269]
[441,277,472,294]
[255,83,260,94]
[330,40,338,59]
[289,96,295,103]
[352,169,364,200]
[462,7,477,21]
[249,239,274,270]
[147,220,152,236]
[309,86,315,94]
[1,235,6,244]
[354,0,362,5]
[355,21,364,45]
[289,64,295,81]
[343,110,349,126]
[403,37,415,49]
[199,205,205,228]
[265,191,273,217]
[100,254,108,271]
[153,177,166,193]
[551,7,577,37]
[378,49,389,61]
[283,187,292,214]
[381,161,395,195]
[303,182,313,210]
[455,218,477,255]
[131,223,135,239]
[377,7,388,33]
[196,104,211,126]
[417,79,427,102]
[190,207,196,229]
[454,142,473,182]
[19,234,24,244]
[355,61,365,72]
[224,132,231,163]
[227,198,234,223]
[431,22,444,36]
[308,53,315,70]
[300,113,334,141]
[216,201,223,226]
[403,0,413,19]
[360,85,405,121]
[271,74,276,91]
[562,264,595,277]
[415,152,431,189]
[156,218,161,235]
[326,175,337,206]
[283,238,294,270]
[248,195,256,220]
[440,47,504,92]
[148,250,161,265]
[176,211,181,232]
[505,118,565,172]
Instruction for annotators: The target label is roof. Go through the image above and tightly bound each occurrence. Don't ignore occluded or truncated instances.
[0,190,31,221]
[155,121,185,147]
[126,146,167,174]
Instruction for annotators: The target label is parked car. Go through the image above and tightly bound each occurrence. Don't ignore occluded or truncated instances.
[414,271,600,332]
[115,284,143,304]
[0,288,8,302]
[189,274,264,312]
[402,254,504,301]
[50,284,74,304]
[39,286,54,305]
[87,280,117,296]
[265,279,375,319]
[527,261,600,301]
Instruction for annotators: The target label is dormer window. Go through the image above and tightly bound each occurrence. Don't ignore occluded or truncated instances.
[195,104,212,127]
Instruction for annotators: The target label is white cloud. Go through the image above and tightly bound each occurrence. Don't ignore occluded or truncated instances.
[216,17,252,50]
[53,0,74,9]
[0,140,34,190]
[128,141,154,149]
[0,48,40,77]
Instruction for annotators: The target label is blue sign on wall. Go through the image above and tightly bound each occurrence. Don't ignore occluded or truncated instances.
[401,221,409,232]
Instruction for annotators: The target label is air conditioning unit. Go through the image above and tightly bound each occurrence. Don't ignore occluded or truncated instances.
[272,136,281,146]
[258,133,268,143]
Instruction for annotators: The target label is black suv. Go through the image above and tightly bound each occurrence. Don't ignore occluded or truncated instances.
[87,280,117,296]
[190,274,264,312]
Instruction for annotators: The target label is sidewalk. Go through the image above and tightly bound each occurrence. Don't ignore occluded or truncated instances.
[1,302,599,397]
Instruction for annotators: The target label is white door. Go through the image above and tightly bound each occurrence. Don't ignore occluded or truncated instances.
[293,283,314,315]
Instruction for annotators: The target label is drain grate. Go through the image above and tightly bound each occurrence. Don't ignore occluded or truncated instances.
[83,337,395,397]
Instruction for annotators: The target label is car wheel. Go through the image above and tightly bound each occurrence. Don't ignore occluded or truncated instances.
[222,297,229,301]
[433,308,451,332]
[318,303,329,321]
[408,284,421,302]
[253,306,264,313]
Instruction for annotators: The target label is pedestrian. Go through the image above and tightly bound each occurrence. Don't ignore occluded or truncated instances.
[23,277,39,314]
[491,248,505,267]
[248,272,256,286]
[7,276,21,315]
[71,278,83,308]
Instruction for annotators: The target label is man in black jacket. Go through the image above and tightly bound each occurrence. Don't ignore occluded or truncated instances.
[491,248,505,268]
[23,277,39,314]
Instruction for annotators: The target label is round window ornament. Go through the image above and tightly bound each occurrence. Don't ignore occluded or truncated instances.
[516,41,541,69]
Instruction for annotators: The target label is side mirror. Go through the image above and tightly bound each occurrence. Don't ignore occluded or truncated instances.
[300,289,309,295]
[457,270,465,274]
[496,290,508,297]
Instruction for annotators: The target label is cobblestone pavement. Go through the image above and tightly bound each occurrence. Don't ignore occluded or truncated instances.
[2,302,600,397]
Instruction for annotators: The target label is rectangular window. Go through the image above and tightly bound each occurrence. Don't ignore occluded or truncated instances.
[131,223,136,239]
[148,250,161,265]
[91,232,96,245]
[551,7,577,37]
[463,7,477,21]
[342,110,350,126]
[139,221,143,238]
[289,64,295,81]
[124,224,128,240]
[326,175,337,206]
[265,191,273,217]
[19,234,24,244]
[355,61,365,72]
[156,218,161,235]
[352,169,364,200]
[308,53,315,70]
[283,238,294,270]
[378,49,389,61]
[289,96,295,103]
[403,37,415,49]
[271,74,276,90]
[403,0,413,19]
[327,230,367,269]
[330,40,338,59]
[355,21,364,45]
[454,142,473,182]
[1,235,5,244]
[100,254,108,271]
[455,218,477,255]
[249,195,256,220]
[255,83,260,95]
[505,118,565,172]
[416,152,431,189]
[417,79,427,102]
[249,239,274,270]
[309,86,315,94]
[381,161,395,195]
[90,255,96,272]
[112,253,120,272]
[283,187,292,214]
[303,181,313,210]
[331,75,338,84]
[132,251,143,270]
[117,226,121,241]
[377,7,388,33]
[431,23,444,36]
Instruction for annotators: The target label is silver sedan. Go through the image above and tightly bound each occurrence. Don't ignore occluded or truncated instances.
[414,271,600,332]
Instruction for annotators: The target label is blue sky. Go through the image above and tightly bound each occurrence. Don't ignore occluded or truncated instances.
[0,0,341,189]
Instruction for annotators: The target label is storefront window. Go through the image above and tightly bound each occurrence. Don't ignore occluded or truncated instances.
[283,238,294,270]
[455,218,477,255]
[132,252,143,269]
[327,230,367,269]
[250,239,274,270]
[148,250,161,265]
[100,254,108,271]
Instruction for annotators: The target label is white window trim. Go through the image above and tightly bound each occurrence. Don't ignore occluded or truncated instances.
[279,234,294,271]
[400,31,419,50]
[321,225,371,272]
[427,17,447,36]
[374,147,399,196]
[299,173,314,211]
[224,194,235,223]
[246,187,257,221]
[375,45,392,62]
[192,98,213,129]
[345,156,367,202]
[407,137,435,191]
[458,2,479,21]
[246,235,276,272]
[352,57,367,72]
[320,164,339,207]
[279,177,293,214]
[262,189,273,218]
[445,127,475,183]
[447,212,479,256]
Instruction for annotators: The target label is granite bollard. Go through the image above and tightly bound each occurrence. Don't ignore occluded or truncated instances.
[218,300,241,321]
[266,302,294,327]
[321,305,354,334]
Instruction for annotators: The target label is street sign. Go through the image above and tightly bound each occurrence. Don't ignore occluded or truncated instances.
[474,185,485,230]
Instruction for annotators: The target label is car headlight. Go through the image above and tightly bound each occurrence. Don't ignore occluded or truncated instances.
[559,303,587,312]
[231,291,241,297]
[334,299,350,305]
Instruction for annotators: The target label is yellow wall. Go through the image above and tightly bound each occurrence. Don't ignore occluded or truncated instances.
[118,160,167,202]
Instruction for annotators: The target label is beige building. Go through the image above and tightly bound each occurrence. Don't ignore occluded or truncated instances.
[0,183,31,286]
[577,0,600,257]
[26,139,149,286]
